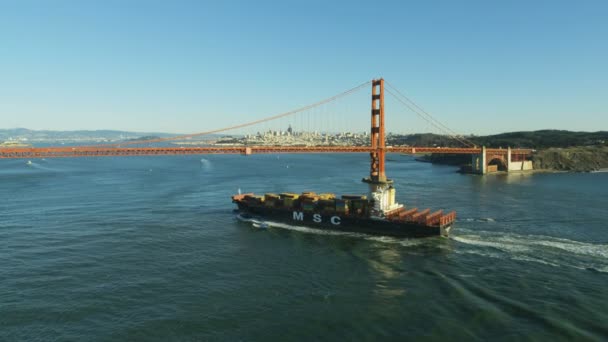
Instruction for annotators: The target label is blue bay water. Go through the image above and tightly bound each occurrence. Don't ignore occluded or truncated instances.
[1,154,607,341]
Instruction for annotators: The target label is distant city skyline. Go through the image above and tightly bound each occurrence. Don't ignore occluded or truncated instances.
[1,1,606,135]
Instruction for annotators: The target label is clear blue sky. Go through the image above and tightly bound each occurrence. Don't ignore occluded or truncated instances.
[1,0,606,135]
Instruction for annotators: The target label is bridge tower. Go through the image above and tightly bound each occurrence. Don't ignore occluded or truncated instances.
[369,78,386,182]
[363,78,402,217]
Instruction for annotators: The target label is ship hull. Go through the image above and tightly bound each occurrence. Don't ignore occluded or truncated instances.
[235,203,450,238]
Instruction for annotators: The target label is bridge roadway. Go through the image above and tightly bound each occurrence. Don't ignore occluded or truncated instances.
[0,146,532,159]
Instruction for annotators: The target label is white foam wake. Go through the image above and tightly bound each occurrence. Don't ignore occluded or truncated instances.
[452,231,608,273]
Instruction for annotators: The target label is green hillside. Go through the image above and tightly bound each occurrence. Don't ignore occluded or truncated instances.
[469,130,608,149]
[388,130,608,149]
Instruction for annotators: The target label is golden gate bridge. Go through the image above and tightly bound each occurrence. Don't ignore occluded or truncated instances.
[0,79,532,175]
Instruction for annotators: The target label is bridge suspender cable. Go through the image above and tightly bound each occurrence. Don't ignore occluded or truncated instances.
[385,87,475,148]
[384,81,476,148]
[109,80,372,147]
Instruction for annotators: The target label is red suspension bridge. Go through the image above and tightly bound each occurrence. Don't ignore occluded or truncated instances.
[0,79,532,174]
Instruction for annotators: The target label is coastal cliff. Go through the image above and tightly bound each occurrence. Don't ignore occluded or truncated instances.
[532,147,608,172]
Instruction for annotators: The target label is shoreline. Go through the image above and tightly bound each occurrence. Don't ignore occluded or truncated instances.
[416,146,608,173]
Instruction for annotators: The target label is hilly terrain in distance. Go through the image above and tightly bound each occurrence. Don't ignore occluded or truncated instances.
[390,130,608,172]
[3,128,607,171]
[0,128,175,143]
[3,128,607,149]
[387,130,608,149]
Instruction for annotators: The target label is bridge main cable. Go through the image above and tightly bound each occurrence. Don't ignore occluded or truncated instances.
[108,80,372,147]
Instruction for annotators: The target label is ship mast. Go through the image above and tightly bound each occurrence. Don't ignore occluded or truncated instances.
[363,78,401,216]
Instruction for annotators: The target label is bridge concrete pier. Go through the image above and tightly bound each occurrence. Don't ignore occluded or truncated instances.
[471,146,533,174]
[507,146,534,172]
[471,146,487,174]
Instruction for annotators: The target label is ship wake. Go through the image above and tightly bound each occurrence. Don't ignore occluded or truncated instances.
[452,230,608,273]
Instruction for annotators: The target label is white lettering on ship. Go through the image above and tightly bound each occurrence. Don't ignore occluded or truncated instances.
[291,211,342,225]
[313,214,322,223]
[293,211,304,221]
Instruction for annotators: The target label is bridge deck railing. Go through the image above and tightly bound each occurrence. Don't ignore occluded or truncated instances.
[1,146,534,159]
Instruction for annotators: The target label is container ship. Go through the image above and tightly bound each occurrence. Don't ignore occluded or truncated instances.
[232,183,455,238]
[232,79,456,238]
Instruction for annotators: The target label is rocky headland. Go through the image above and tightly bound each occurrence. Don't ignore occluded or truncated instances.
[531,146,608,172]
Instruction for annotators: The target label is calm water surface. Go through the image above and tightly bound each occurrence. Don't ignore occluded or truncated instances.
[1,154,607,341]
